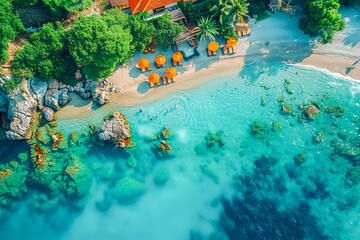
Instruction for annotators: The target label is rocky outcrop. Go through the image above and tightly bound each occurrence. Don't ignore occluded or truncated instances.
[98,112,131,145]
[59,89,72,106]
[6,95,37,140]
[43,107,54,122]
[48,79,59,89]
[0,89,9,112]
[74,79,113,106]
[28,77,48,103]
[91,87,110,105]
[44,89,60,110]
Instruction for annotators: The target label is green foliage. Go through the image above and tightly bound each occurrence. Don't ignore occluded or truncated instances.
[67,15,133,80]
[218,21,237,40]
[300,0,345,43]
[230,0,249,24]
[0,0,25,63]
[43,0,93,13]
[11,0,39,7]
[1,77,23,94]
[12,23,77,83]
[195,17,219,41]
[339,0,360,6]
[177,0,217,22]
[211,0,233,24]
[247,0,269,21]
[154,15,184,50]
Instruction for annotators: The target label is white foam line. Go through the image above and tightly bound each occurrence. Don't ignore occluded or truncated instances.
[290,63,359,83]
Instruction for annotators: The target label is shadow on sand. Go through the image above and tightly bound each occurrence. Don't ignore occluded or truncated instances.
[137,81,150,94]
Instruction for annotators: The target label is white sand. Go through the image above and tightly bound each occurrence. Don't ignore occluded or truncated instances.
[57,10,360,120]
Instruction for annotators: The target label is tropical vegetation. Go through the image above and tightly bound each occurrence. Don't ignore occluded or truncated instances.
[195,17,219,41]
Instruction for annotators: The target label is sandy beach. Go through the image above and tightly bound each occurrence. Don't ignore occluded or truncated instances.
[57,10,360,120]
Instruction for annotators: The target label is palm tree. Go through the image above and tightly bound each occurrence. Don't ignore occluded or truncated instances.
[195,17,219,41]
[230,0,249,24]
[210,0,232,25]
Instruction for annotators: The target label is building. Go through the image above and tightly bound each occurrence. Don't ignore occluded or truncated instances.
[128,0,181,15]
[109,0,130,10]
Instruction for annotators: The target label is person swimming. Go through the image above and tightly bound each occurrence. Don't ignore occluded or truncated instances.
[148,116,152,120]
[175,104,178,108]
[140,109,143,112]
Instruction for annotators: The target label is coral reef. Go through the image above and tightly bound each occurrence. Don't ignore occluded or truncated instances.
[111,177,146,203]
[195,131,225,155]
[325,105,345,117]
[153,167,170,185]
[294,153,307,165]
[313,131,325,143]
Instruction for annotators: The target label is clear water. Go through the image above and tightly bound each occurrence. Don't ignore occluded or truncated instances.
[1,62,360,240]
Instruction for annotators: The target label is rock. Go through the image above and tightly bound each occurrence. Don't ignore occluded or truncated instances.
[28,77,47,103]
[6,96,37,140]
[0,89,9,112]
[91,87,110,105]
[59,89,72,106]
[74,82,83,92]
[44,89,60,110]
[84,81,99,92]
[294,153,307,165]
[59,82,67,90]
[43,107,54,122]
[313,131,325,143]
[79,91,91,100]
[281,104,292,114]
[112,177,146,203]
[98,112,131,145]
[67,85,74,92]
[48,79,59,89]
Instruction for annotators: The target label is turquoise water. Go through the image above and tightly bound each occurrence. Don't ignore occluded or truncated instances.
[1,62,360,240]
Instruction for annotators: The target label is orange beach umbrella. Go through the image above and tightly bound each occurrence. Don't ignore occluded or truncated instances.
[138,58,149,69]
[227,37,238,47]
[166,67,177,78]
[172,52,183,62]
[208,41,219,52]
[149,73,160,83]
[155,55,166,65]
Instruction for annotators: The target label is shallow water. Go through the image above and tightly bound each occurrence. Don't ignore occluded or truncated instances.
[1,62,360,240]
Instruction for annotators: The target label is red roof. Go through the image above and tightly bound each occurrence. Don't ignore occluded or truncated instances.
[128,0,181,14]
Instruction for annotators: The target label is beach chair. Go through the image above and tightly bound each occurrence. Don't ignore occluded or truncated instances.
[156,63,160,68]
[162,63,166,68]
[207,48,212,56]
[147,65,151,71]
[156,81,160,86]
[233,47,237,54]
[144,48,149,54]
[172,59,177,66]
[162,75,167,84]
[194,39,199,47]
[178,61,182,66]
[150,47,155,53]
[229,47,234,55]
[167,77,172,84]
[172,77,176,82]
[247,28,252,35]
[223,45,228,55]
[212,50,217,56]
[150,82,154,88]
[141,68,145,72]
[241,30,247,36]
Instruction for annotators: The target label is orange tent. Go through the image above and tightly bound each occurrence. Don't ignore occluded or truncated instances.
[166,67,177,78]
[208,41,219,52]
[149,73,160,83]
[172,52,183,62]
[227,37,238,47]
[155,55,166,65]
[138,58,149,69]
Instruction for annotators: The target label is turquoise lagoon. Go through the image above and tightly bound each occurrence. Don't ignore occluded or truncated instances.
[1,62,360,240]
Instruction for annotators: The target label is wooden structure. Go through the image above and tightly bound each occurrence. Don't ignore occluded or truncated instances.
[268,0,298,13]
[110,0,130,9]
[174,28,200,52]
[236,23,251,37]
[169,9,189,28]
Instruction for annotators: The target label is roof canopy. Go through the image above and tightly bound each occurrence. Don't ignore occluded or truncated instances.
[110,0,129,7]
[129,0,181,14]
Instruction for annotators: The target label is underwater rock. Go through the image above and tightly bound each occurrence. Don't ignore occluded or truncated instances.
[44,89,60,111]
[338,131,349,140]
[254,155,277,175]
[284,85,293,94]
[325,105,345,117]
[285,78,291,84]
[281,104,292,114]
[47,79,59,89]
[271,122,282,132]
[261,97,267,106]
[43,107,54,122]
[65,155,92,198]
[153,168,170,185]
[6,96,37,140]
[29,77,47,103]
[112,177,146,203]
[346,166,360,185]
[98,111,131,147]
[153,141,173,158]
[313,131,325,143]
[294,153,307,165]
[161,126,172,139]
[306,102,321,120]
[195,131,225,155]
[250,122,266,139]
[126,157,137,168]
[69,132,80,146]
[277,95,285,103]
[58,89,72,106]
[96,190,113,212]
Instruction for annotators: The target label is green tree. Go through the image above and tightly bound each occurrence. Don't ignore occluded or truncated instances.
[154,15,184,50]
[67,15,133,79]
[0,0,24,63]
[300,0,345,43]
[210,0,232,24]
[230,0,249,24]
[195,17,219,41]
[11,0,39,7]
[12,23,76,83]
[43,0,93,13]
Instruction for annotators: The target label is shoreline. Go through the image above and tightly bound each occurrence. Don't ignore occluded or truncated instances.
[56,51,360,121]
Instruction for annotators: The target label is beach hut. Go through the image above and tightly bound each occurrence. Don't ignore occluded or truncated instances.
[207,41,219,56]
[138,58,150,72]
[155,55,166,68]
[166,67,177,83]
[149,73,160,87]
[172,52,183,66]
[227,37,238,54]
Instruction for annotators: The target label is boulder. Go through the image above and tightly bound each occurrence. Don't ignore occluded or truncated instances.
[59,89,72,106]
[98,112,131,144]
[6,96,37,140]
[0,89,9,112]
[44,89,60,111]
[59,82,67,90]
[28,77,48,103]
[92,88,110,105]
[43,107,54,122]
[84,81,99,92]
[48,79,59,89]
[74,82,83,92]
[79,91,91,100]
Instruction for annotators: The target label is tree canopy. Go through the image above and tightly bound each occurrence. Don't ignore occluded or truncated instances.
[12,23,77,83]
[300,0,345,43]
[154,15,184,50]
[0,0,24,63]
[43,0,93,13]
